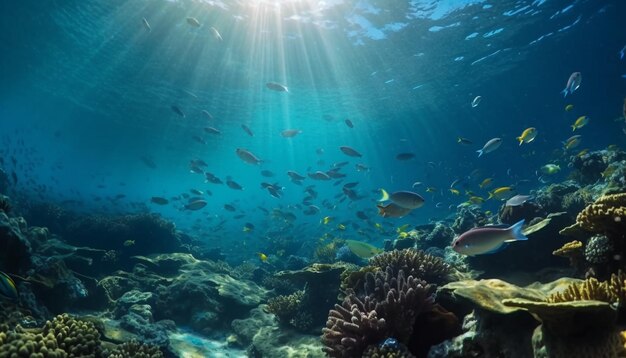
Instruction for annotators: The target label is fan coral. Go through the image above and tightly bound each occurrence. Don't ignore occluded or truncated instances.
[575,193,626,236]
[546,271,626,305]
[369,249,452,285]
[107,340,164,358]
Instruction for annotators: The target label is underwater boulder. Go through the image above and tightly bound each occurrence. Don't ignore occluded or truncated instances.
[0,212,32,272]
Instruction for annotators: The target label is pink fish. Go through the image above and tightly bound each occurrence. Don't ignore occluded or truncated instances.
[452,220,527,256]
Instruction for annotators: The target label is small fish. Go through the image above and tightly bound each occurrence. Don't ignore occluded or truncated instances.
[322,216,333,225]
[379,189,425,209]
[457,137,472,145]
[561,72,582,97]
[224,204,236,212]
[452,220,528,256]
[266,82,289,92]
[571,116,589,131]
[376,203,412,218]
[241,124,254,137]
[204,127,221,135]
[186,17,201,27]
[151,196,169,205]
[339,146,362,157]
[243,223,254,232]
[395,153,415,161]
[308,171,331,180]
[345,119,354,128]
[477,138,502,157]
[565,104,574,112]
[257,252,268,262]
[505,195,531,207]
[488,186,514,200]
[185,200,207,210]
[123,240,135,247]
[287,171,306,181]
[576,149,589,158]
[281,129,301,138]
[479,178,493,189]
[517,127,537,146]
[210,26,223,41]
[355,163,369,172]
[620,45,626,60]
[471,95,482,108]
[0,271,18,302]
[425,187,437,193]
[540,164,561,175]
[202,110,213,120]
[142,18,151,32]
[226,179,244,190]
[449,188,460,195]
[563,135,582,150]
[236,148,262,165]
[190,189,204,195]
[468,196,485,204]
[171,105,185,118]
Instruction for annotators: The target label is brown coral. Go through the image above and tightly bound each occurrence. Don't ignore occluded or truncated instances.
[107,340,164,358]
[43,314,102,357]
[575,193,626,236]
[368,249,452,285]
[546,270,626,305]
[362,344,416,358]
[552,240,584,257]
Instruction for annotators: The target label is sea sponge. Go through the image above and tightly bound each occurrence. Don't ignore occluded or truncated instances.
[107,340,164,358]
[43,314,102,357]
[575,193,626,235]
[368,249,452,285]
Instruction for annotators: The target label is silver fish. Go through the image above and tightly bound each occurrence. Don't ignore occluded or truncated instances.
[236,148,262,165]
[339,146,362,157]
[266,82,288,92]
[477,138,502,157]
[505,195,532,207]
[561,72,581,98]
[452,220,527,256]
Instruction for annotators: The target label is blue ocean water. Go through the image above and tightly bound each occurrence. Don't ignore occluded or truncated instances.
[0,0,623,264]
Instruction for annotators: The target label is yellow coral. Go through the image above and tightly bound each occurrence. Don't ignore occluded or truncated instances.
[546,271,626,304]
[552,240,583,257]
[576,193,626,235]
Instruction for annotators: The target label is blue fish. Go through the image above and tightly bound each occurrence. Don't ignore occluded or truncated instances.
[620,45,626,60]
[0,271,18,302]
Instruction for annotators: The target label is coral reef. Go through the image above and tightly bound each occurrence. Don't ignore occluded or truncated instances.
[265,289,315,332]
[584,235,613,264]
[572,193,626,236]
[368,249,453,285]
[552,240,584,273]
[451,206,488,234]
[0,195,11,213]
[362,341,415,358]
[420,222,455,249]
[499,201,544,225]
[546,270,626,306]
[106,340,164,358]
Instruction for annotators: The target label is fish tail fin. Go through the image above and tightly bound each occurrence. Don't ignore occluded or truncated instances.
[561,89,568,98]
[379,189,389,202]
[376,205,386,217]
[476,149,483,158]
[487,192,494,200]
[571,125,576,131]
[457,137,462,143]
[517,137,523,146]
[506,219,528,242]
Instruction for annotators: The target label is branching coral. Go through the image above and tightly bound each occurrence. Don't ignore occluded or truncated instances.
[43,314,102,357]
[546,270,626,305]
[552,240,585,271]
[107,340,164,358]
[368,249,452,285]
[265,290,304,324]
[575,193,626,235]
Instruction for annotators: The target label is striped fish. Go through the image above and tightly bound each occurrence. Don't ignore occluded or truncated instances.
[0,271,18,301]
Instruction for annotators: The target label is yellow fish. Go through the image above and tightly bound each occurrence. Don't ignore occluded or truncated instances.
[468,196,485,204]
[449,188,460,195]
[564,135,582,150]
[485,210,492,216]
[576,149,589,157]
[345,240,382,259]
[398,232,409,239]
[571,116,589,131]
[488,187,514,200]
[517,127,537,146]
[321,216,332,225]
[479,178,493,189]
[257,252,268,262]
[565,104,574,111]
[374,223,383,231]
[337,224,346,231]
[396,223,411,233]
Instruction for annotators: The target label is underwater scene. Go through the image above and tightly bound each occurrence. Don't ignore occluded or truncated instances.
[1,0,626,357]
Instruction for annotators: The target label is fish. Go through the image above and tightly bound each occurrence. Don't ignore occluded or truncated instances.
[287,171,306,181]
[620,45,626,60]
[243,223,254,232]
[379,189,425,209]
[449,188,460,195]
[471,96,482,108]
[562,72,582,97]
[209,27,223,41]
[224,204,236,212]
[123,240,135,247]
[266,82,289,92]
[339,146,362,157]
[477,138,502,157]
[468,196,485,204]
[355,163,369,172]
[343,182,359,189]
[563,135,582,150]
[488,187,515,200]
[0,271,18,302]
[345,119,354,128]
[565,104,574,112]
[205,173,223,184]
[226,179,244,190]
[184,200,207,210]
[171,105,185,118]
[186,17,201,27]
[202,110,213,120]
[396,153,415,161]
[303,205,320,215]
[376,203,413,218]
[571,116,589,131]
[345,240,382,259]
[241,124,254,137]
[261,170,274,177]
[517,127,537,146]
[151,197,169,205]
[308,171,331,180]
[425,187,437,193]
[257,252,268,262]
[540,164,561,175]
[479,178,493,189]
[204,127,221,135]
[281,129,302,138]
[190,189,204,195]
[236,148,262,165]
[142,18,151,32]
[506,195,532,207]
[457,137,472,145]
[452,220,528,256]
